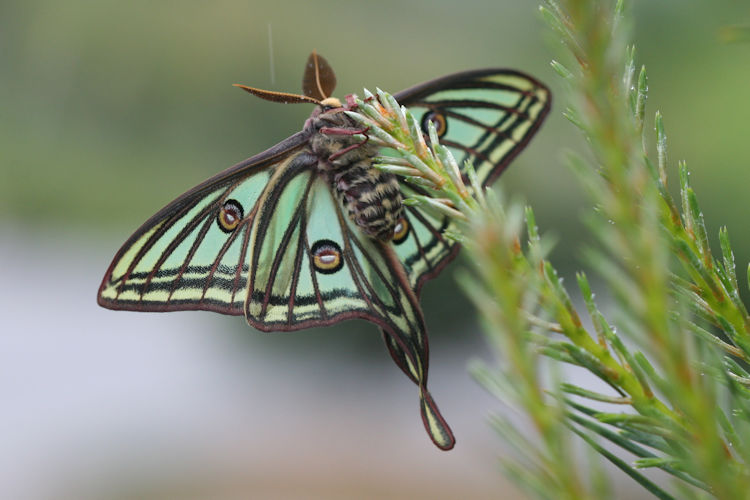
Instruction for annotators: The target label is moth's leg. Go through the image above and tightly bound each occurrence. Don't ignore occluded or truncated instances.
[319,126,369,136]
[319,126,370,161]
[344,94,358,109]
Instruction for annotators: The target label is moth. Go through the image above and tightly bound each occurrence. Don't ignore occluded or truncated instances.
[97,52,550,450]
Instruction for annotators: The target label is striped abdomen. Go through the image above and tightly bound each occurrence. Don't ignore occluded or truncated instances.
[332,162,403,241]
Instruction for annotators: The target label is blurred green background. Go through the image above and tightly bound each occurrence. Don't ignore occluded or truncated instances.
[2,1,749,499]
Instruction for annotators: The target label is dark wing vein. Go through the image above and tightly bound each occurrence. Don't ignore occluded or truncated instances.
[304,230,326,320]
[201,217,250,302]
[117,191,222,298]
[331,194,381,315]
[259,173,316,317]
[167,214,216,302]
[287,212,307,324]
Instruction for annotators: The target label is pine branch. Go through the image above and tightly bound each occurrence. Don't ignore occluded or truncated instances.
[347,2,750,495]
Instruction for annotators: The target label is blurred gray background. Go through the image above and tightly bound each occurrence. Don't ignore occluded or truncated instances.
[2,1,749,498]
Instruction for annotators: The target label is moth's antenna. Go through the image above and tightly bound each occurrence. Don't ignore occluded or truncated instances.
[267,22,275,86]
[311,51,326,100]
[301,51,336,101]
[233,84,320,105]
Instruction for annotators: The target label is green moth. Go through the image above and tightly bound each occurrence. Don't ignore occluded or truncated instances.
[97,52,550,450]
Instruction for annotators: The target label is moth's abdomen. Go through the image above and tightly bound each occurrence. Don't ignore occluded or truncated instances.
[334,162,403,241]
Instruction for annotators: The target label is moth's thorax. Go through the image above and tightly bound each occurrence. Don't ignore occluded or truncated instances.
[308,105,403,241]
[308,107,378,167]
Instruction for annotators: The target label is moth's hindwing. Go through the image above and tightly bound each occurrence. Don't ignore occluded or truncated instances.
[245,167,426,349]
[240,165,453,445]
